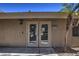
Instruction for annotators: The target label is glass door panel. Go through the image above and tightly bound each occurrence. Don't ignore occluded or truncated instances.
[28,23,38,47]
[41,24,48,41]
[30,24,36,42]
[39,22,50,47]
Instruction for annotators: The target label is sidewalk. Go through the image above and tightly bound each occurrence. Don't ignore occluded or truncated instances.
[0,47,78,56]
[0,47,56,56]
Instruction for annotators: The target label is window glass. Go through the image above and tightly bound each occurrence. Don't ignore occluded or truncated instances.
[41,24,48,40]
[30,24,36,41]
[72,24,79,36]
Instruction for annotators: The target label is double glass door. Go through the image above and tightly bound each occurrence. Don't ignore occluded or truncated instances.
[27,21,51,47]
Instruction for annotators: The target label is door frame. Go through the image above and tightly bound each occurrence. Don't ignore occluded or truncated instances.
[26,21,52,47]
[27,21,38,47]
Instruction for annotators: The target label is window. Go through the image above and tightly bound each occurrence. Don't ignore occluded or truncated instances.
[72,19,79,36]
[72,26,79,36]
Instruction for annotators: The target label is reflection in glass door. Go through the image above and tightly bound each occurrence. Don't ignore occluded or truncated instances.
[41,24,48,40]
[28,23,38,47]
[30,24,36,42]
[39,23,49,47]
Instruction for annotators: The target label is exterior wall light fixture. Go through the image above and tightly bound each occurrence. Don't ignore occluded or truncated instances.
[19,19,23,25]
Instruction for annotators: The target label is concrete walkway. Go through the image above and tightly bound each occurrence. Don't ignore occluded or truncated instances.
[0,47,56,56]
[0,47,78,56]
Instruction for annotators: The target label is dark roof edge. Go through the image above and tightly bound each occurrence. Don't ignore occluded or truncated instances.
[0,12,70,14]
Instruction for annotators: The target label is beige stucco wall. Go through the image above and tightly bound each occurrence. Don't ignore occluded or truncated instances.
[0,19,68,47]
[51,19,66,47]
[0,20,26,47]
[72,33,79,47]
[72,37,79,47]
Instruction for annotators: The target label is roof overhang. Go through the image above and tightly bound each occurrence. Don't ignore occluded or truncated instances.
[0,12,69,19]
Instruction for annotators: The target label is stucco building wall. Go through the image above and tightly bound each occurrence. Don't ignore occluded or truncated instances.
[0,19,67,47]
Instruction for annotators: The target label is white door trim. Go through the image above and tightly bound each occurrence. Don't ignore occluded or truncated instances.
[39,21,52,47]
[27,21,38,47]
[26,21,52,47]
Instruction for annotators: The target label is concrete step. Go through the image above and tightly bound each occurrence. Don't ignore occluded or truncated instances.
[0,48,55,54]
